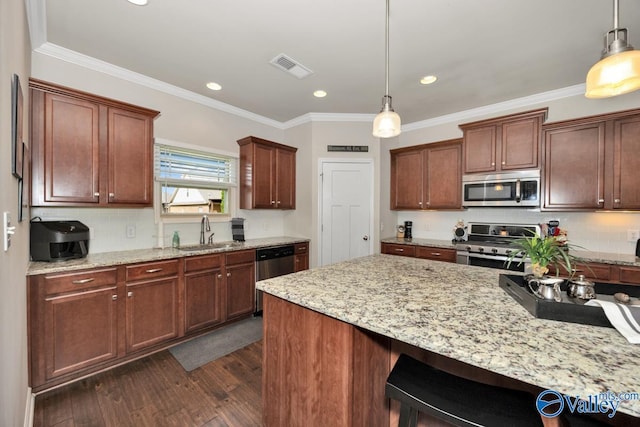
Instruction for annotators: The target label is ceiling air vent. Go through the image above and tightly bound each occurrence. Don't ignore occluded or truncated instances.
[269,53,314,79]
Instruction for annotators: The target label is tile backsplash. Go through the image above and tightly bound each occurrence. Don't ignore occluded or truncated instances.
[397,208,640,256]
[30,207,286,254]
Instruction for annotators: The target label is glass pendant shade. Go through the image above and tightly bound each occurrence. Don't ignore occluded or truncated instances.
[585,50,640,98]
[373,96,401,138]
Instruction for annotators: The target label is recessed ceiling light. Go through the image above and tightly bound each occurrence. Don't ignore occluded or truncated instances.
[313,90,327,98]
[206,82,222,91]
[128,0,148,5]
[420,75,438,85]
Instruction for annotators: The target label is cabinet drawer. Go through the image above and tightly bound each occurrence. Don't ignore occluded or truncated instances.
[548,262,611,281]
[226,249,255,266]
[184,254,223,273]
[382,243,416,257]
[43,268,118,295]
[618,266,640,284]
[126,259,179,282]
[295,243,309,254]
[415,247,456,263]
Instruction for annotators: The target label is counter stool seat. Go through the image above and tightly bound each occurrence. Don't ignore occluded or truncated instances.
[386,354,544,427]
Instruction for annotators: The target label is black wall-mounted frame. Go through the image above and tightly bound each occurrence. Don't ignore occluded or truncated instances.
[11,73,23,179]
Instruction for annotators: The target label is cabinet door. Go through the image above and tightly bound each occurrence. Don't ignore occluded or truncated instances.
[43,286,118,380]
[294,242,310,272]
[184,267,224,333]
[425,142,462,209]
[613,114,640,210]
[275,148,296,209]
[125,277,179,353]
[501,117,540,170]
[381,243,416,257]
[543,122,606,210]
[253,144,276,208]
[108,107,153,205]
[415,246,457,263]
[463,125,496,173]
[390,149,425,210]
[226,262,256,320]
[43,93,100,204]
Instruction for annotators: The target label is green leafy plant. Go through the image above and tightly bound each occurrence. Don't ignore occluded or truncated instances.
[506,232,579,278]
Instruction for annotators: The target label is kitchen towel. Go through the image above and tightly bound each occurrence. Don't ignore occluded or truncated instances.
[231,217,245,242]
[585,300,640,344]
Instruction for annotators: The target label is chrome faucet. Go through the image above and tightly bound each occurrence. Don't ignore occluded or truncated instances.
[200,215,210,245]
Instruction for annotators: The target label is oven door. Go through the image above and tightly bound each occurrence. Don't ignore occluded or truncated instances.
[457,251,528,272]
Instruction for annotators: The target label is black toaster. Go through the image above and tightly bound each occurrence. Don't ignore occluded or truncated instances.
[30,220,90,262]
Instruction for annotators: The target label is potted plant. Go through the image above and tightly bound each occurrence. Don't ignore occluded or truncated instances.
[506,232,578,279]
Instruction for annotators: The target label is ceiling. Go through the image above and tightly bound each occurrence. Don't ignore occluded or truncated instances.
[33,0,640,125]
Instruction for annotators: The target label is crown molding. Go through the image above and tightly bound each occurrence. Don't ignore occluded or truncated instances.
[402,84,586,132]
[25,0,46,48]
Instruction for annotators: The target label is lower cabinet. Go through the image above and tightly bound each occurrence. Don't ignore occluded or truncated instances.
[294,242,309,272]
[28,249,258,392]
[381,242,456,263]
[125,260,180,353]
[36,268,119,384]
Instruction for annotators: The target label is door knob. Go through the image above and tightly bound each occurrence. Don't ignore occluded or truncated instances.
[363,235,369,241]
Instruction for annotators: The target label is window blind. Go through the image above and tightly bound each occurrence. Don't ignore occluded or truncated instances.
[155,144,237,188]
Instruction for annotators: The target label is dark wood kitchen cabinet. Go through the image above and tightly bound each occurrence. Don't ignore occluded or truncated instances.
[225,250,256,320]
[125,260,180,353]
[381,242,456,263]
[460,108,547,174]
[184,254,224,333]
[542,109,640,211]
[29,78,159,207]
[238,136,297,209]
[390,139,462,210]
[294,242,309,272]
[28,267,120,388]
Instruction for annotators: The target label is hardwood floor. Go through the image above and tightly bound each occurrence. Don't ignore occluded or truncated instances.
[33,341,263,427]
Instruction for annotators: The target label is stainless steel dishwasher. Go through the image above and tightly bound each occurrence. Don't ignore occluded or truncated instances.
[255,245,295,314]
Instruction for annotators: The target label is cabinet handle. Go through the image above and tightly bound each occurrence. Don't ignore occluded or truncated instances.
[614,198,621,203]
[418,201,423,206]
[295,258,299,263]
[299,246,307,251]
[109,193,115,198]
[127,291,133,297]
[145,268,163,273]
[276,201,281,205]
[431,252,441,256]
[271,201,276,205]
[72,278,95,284]
[395,248,404,252]
[501,161,506,165]
[227,272,231,277]
[217,274,222,279]
[491,162,495,166]
[112,295,118,301]
[94,192,100,197]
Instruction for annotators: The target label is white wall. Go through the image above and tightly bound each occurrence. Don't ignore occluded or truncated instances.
[390,90,640,256]
[0,0,31,425]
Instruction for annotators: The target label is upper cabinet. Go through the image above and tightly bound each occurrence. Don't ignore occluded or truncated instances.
[542,109,640,211]
[459,108,547,174]
[237,136,297,210]
[30,79,160,207]
[390,139,462,210]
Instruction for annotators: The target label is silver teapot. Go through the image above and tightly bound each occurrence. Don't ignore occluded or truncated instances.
[567,275,596,300]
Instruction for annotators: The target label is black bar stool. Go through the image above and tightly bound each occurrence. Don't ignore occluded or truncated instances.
[386,353,544,427]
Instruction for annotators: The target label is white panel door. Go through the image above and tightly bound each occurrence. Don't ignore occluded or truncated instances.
[320,161,373,266]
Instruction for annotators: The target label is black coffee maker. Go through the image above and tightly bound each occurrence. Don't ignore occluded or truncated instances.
[404,221,413,240]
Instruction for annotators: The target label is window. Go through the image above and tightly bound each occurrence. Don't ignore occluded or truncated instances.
[155,144,237,216]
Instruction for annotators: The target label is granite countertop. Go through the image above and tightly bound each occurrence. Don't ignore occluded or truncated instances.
[27,236,309,275]
[257,254,640,417]
[381,236,640,267]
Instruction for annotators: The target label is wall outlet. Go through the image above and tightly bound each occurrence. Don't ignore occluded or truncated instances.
[126,224,136,238]
[627,229,639,242]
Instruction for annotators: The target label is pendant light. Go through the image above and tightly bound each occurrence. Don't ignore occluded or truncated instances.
[372,0,401,138]
[585,0,640,98]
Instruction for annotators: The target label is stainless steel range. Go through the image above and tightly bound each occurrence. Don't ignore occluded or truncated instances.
[456,222,541,272]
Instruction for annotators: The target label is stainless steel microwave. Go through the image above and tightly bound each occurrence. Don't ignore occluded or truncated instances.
[462,171,540,207]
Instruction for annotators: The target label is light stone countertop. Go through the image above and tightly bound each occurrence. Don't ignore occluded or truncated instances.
[256,254,640,417]
[27,236,309,275]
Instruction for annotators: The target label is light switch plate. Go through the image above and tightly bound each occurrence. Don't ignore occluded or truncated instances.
[3,212,16,251]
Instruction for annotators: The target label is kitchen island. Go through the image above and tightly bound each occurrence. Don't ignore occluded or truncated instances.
[257,254,640,426]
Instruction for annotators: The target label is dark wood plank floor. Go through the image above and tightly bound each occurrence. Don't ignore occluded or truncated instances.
[33,341,263,427]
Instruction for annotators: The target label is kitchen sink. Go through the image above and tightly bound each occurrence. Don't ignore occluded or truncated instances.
[177,242,243,251]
